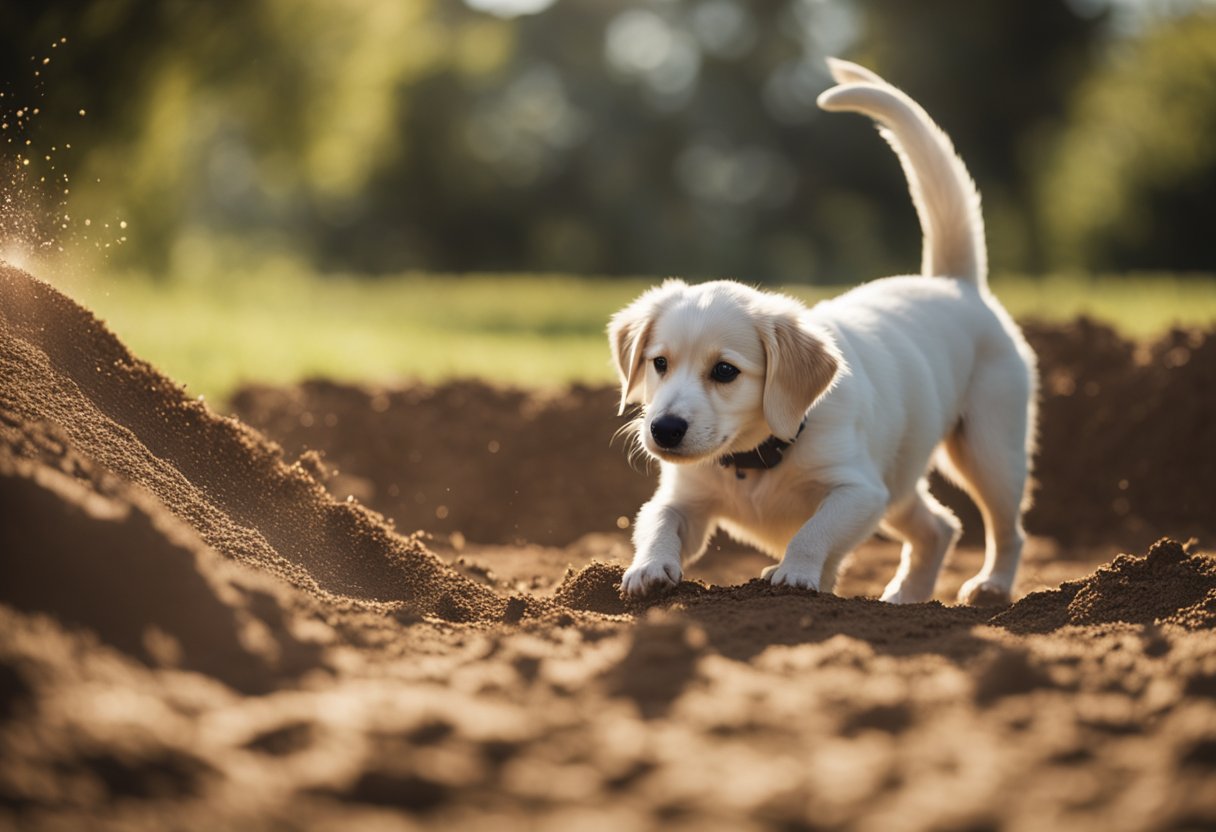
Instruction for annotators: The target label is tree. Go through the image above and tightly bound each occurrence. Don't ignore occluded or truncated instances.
[1039,11,1216,272]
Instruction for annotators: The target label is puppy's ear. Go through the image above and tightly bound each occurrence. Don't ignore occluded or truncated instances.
[608,303,654,415]
[608,280,685,414]
[761,316,842,440]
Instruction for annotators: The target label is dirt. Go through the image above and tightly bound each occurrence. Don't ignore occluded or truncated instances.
[2,261,1215,831]
[230,315,1216,552]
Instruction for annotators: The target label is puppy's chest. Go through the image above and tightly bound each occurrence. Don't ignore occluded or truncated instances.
[715,466,827,537]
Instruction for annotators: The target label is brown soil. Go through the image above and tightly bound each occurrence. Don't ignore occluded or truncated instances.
[230,316,1216,552]
[2,261,1215,830]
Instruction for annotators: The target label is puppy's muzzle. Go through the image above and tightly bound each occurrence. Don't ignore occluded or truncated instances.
[650,415,688,449]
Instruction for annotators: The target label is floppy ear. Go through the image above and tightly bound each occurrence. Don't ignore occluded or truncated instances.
[608,301,655,415]
[608,280,686,414]
[761,316,842,440]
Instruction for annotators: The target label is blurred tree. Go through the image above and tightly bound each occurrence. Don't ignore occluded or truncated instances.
[0,0,442,272]
[315,0,1110,280]
[1040,11,1216,271]
[4,0,1203,281]
[849,0,1105,271]
[320,0,831,278]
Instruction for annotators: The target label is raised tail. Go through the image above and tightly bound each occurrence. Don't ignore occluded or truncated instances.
[818,58,987,287]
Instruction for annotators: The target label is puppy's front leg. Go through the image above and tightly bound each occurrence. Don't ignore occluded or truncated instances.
[765,481,888,592]
[620,499,712,598]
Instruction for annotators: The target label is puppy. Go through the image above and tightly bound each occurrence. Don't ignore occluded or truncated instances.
[609,58,1037,605]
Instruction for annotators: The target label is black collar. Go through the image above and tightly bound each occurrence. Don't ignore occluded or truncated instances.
[719,421,806,475]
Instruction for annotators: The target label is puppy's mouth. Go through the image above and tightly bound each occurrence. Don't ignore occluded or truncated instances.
[649,446,698,463]
[642,432,733,465]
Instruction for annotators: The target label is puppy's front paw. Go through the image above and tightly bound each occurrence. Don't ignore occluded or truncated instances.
[762,562,820,591]
[620,559,681,598]
[957,575,1012,606]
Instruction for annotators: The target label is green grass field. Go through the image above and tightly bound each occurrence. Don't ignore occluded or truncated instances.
[47,267,1216,402]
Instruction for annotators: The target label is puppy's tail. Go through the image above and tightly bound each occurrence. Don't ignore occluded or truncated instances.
[818,58,987,288]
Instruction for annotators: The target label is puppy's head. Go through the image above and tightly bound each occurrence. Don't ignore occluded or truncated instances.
[609,280,842,464]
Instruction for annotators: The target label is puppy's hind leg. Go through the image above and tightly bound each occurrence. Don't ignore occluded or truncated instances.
[945,358,1034,605]
[879,482,961,604]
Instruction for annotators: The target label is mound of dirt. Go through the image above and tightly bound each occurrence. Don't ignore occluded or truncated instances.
[230,379,655,547]
[231,318,1216,552]
[0,263,508,640]
[553,561,634,615]
[994,538,1216,633]
[0,450,315,694]
[4,261,1216,831]
[1022,318,1216,546]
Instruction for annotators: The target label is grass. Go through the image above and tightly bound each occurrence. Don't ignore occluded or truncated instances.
[44,266,1216,402]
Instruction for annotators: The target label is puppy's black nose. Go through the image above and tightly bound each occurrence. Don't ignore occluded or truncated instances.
[650,415,688,449]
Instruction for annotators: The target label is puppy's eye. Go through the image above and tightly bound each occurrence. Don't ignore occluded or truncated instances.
[710,361,740,383]
[653,356,668,374]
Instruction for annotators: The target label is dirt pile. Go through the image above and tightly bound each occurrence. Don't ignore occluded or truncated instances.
[3,262,1216,830]
[0,450,314,694]
[232,318,1216,551]
[1023,318,1216,545]
[994,538,1216,633]
[230,379,654,547]
[554,561,634,615]
[0,263,509,639]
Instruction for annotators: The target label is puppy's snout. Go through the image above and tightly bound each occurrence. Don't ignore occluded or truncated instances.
[650,415,689,449]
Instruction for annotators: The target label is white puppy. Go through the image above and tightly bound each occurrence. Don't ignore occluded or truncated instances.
[610,59,1037,605]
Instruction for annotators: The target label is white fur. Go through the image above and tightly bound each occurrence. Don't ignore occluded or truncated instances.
[610,59,1038,605]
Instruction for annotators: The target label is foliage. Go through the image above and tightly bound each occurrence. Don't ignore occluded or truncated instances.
[1,0,1213,280]
[1040,12,1216,270]
[0,0,442,269]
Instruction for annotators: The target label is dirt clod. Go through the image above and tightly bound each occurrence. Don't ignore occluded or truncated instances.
[553,561,631,615]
